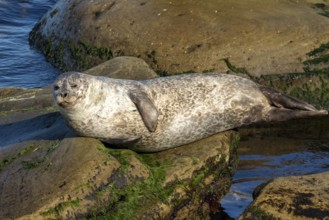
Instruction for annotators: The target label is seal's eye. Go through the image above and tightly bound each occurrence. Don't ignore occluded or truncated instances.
[71,84,78,88]
[54,85,60,90]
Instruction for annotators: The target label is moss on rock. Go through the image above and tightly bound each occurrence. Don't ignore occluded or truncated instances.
[239,172,329,219]
[239,206,278,220]
[29,22,115,71]
[221,42,329,110]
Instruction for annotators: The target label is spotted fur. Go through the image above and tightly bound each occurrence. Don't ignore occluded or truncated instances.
[53,72,327,152]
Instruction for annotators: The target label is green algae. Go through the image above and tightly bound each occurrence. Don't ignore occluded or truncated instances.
[90,145,173,219]
[192,167,209,186]
[74,182,92,191]
[68,41,113,70]
[244,206,279,220]
[223,58,251,77]
[256,74,329,109]
[250,41,329,109]
[289,76,329,108]
[304,41,329,71]
[50,8,59,18]
[21,140,60,170]
[313,3,329,19]
[0,144,38,172]
[307,42,329,57]
[91,133,239,220]
[146,50,157,65]
[304,54,329,66]
[98,146,134,173]
[22,156,49,169]
[0,107,38,116]
[29,20,114,71]
[40,199,80,218]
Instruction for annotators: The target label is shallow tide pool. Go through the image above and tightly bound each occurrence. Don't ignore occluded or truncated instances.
[220,117,329,218]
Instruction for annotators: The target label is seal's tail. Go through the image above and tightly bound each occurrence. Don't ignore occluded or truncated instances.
[259,85,328,122]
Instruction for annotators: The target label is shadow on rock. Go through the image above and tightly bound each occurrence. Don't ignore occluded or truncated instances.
[0,112,74,148]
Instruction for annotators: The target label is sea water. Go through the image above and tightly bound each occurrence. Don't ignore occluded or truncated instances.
[0,0,60,88]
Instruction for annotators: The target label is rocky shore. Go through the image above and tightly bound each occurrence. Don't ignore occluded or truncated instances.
[1,0,329,219]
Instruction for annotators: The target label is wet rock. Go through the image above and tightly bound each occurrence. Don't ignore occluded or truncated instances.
[0,86,55,124]
[30,0,329,76]
[239,171,329,220]
[85,56,159,80]
[0,130,238,219]
[0,112,72,147]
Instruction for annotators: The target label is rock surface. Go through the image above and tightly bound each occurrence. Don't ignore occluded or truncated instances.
[239,171,329,220]
[29,0,329,76]
[85,56,159,80]
[0,57,238,219]
[1,131,238,220]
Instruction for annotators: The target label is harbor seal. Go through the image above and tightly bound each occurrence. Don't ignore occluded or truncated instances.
[53,72,327,152]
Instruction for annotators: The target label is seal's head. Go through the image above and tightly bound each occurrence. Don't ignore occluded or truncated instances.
[53,72,90,109]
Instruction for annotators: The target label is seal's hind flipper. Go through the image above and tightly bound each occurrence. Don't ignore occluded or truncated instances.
[259,85,317,111]
[259,85,328,121]
[265,108,328,122]
[129,88,158,132]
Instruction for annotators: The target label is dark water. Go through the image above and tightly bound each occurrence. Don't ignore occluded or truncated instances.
[0,0,60,88]
[220,117,329,218]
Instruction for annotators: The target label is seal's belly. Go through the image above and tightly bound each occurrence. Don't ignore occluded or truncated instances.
[65,108,147,142]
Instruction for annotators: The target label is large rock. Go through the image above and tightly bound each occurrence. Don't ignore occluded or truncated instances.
[0,131,238,219]
[239,171,329,220]
[85,56,159,80]
[29,0,329,76]
[0,57,238,219]
[0,86,54,124]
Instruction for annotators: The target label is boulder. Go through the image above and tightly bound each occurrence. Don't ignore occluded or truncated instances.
[29,0,329,76]
[0,131,238,220]
[85,56,159,80]
[239,171,329,220]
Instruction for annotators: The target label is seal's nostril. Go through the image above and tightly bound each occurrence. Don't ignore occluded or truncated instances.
[63,93,68,98]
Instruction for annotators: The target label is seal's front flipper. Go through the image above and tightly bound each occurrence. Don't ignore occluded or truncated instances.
[265,108,328,122]
[129,89,158,132]
[259,85,317,111]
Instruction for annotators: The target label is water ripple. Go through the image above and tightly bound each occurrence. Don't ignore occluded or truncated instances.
[0,0,60,88]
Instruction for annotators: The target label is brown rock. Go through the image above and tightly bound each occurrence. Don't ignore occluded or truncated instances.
[239,171,329,220]
[85,56,159,80]
[30,0,329,76]
[0,131,238,219]
[0,138,120,219]
[0,86,55,124]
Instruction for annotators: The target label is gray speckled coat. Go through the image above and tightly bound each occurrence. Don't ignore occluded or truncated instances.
[53,72,327,152]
